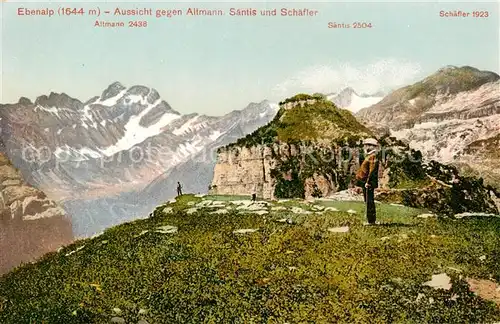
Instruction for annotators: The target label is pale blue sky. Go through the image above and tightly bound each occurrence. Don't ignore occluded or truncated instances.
[1,1,499,115]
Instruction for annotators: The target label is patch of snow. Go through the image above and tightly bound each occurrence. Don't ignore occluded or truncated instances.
[163,207,173,214]
[324,207,339,212]
[347,209,357,214]
[271,206,287,211]
[254,210,268,215]
[186,208,198,214]
[95,89,128,106]
[57,129,62,135]
[346,93,383,113]
[187,201,195,206]
[98,95,181,156]
[381,236,391,241]
[423,273,452,290]
[172,115,200,136]
[209,130,222,141]
[328,226,350,233]
[194,194,206,198]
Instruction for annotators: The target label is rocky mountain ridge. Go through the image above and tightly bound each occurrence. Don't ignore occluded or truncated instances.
[357,66,500,188]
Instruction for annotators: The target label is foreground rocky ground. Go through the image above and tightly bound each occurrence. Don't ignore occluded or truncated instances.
[1,194,499,323]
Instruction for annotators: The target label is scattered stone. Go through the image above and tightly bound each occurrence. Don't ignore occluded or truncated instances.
[328,226,350,233]
[454,212,499,219]
[138,308,148,315]
[347,209,357,214]
[416,293,425,302]
[390,203,405,207]
[417,213,435,219]
[328,189,364,201]
[137,320,149,324]
[447,267,462,273]
[187,201,196,206]
[186,208,198,214]
[479,255,487,261]
[288,266,298,271]
[254,210,269,215]
[276,218,293,224]
[134,230,149,238]
[210,209,229,215]
[312,205,325,210]
[65,245,85,257]
[291,207,312,214]
[101,240,108,244]
[423,273,452,290]
[110,317,125,323]
[324,207,339,212]
[430,235,438,238]
[271,206,287,211]
[381,236,391,241]
[156,225,178,234]
[163,207,173,214]
[233,229,258,234]
[278,199,290,203]
[112,308,122,314]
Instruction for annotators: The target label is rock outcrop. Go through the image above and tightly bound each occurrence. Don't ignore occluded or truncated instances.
[211,143,365,199]
[0,151,72,275]
[210,96,373,199]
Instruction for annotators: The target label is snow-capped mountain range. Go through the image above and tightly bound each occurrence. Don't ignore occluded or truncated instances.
[0,83,278,201]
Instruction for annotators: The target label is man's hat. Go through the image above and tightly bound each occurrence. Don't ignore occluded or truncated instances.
[363,138,379,146]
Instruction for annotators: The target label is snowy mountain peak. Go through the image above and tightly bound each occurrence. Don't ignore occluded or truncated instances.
[101,82,127,101]
[327,87,384,113]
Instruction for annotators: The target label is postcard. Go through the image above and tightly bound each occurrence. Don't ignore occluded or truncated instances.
[0,0,499,322]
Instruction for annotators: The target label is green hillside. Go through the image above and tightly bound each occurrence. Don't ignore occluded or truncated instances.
[224,96,372,150]
[1,194,499,323]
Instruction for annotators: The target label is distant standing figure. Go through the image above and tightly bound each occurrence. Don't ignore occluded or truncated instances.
[355,138,380,225]
[251,184,257,202]
[176,182,183,196]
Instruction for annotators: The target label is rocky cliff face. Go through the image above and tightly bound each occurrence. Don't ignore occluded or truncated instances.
[0,151,72,275]
[210,143,364,199]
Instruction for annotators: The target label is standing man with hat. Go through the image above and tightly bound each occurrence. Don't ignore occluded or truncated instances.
[355,138,380,225]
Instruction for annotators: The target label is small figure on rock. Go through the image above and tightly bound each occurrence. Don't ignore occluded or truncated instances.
[355,138,380,225]
[251,184,257,202]
[176,181,183,196]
